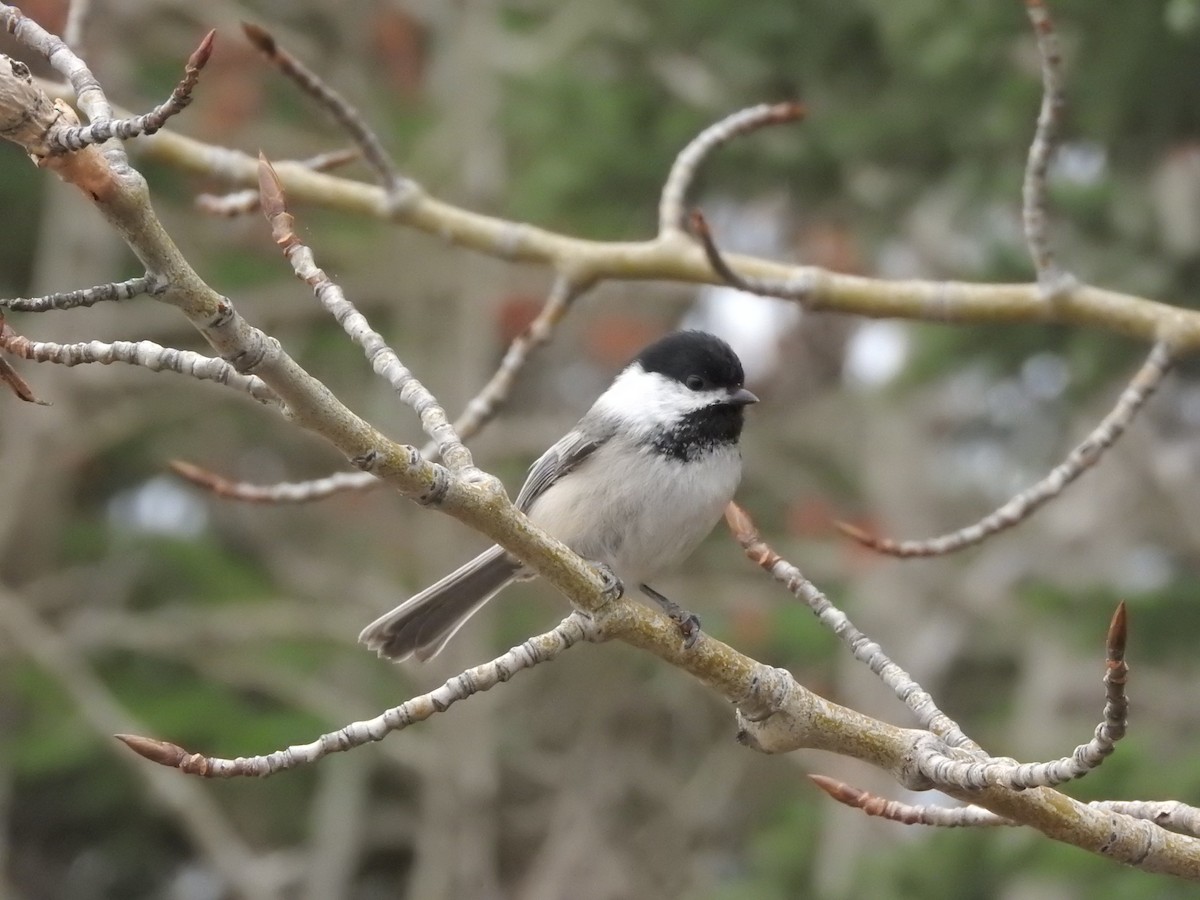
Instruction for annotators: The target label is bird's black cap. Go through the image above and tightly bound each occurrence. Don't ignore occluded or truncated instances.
[634,331,746,390]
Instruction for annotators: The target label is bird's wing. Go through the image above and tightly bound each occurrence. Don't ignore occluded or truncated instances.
[514,424,613,512]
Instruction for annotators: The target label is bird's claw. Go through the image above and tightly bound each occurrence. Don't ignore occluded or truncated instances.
[639,584,702,649]
[671,612,702,649]
[591,562,625,602]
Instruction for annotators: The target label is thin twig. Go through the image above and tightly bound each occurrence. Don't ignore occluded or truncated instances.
[49,30,214,153]
[196,148,359,217]
[813,783,1200,837]
[0,312,47,404]
[0,354,48,404]
[170,274,591,502]
[0,324,279,406]
[810,776,1012,827]
[169,461,377,502]
[3,5,114,127]
[839,342,1173,558]
[454,274,591,442]
[658,102,804,235]
[242,22,415,205]
[690,208,818,300]
[0,274,160,312]
[258,154,472,470]
[916,603,1129,791]
[725,502,979,751]
[1022,0,1074,296]
[116,612,598,778]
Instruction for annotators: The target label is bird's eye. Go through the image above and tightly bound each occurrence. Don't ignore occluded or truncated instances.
[685,375,706,391]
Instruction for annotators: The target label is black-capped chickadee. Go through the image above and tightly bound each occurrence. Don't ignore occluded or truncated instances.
[359,330,758,661]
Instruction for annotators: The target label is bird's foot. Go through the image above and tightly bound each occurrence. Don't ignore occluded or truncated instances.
[639,584,701,649]
[590,561,625,602]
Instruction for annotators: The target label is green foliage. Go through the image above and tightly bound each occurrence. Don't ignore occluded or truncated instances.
[758,593,840,668]
[0,144,42,293]
[6,667,109,776]
[704,796,820,900]
[1023,577,1200,664]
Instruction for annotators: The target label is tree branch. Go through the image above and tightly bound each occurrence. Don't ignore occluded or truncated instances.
[726,502,978,750]
[241,22,414,204]
[0,323,280,406]
[1022,0,1074,295]
[0,273,161,311]
[259,154,473,471]
[839,342,1173,557]
[116,612,599,777]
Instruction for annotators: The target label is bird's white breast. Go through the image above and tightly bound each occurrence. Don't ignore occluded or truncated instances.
[525,437,742,585]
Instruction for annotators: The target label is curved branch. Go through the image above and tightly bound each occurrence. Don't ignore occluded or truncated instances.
[100,107,1198,349]
[839,342,1173,558]
[658,102,804,235]
[917,602,1128,792]
[690,207,816,300]
[17,59,1193,350]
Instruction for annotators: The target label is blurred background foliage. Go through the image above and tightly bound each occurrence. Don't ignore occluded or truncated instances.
[3,0,1200,898]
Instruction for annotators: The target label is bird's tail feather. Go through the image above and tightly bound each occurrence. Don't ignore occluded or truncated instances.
[358,545,523,661]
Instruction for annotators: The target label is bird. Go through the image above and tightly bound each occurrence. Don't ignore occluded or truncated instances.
[359,330,758,661]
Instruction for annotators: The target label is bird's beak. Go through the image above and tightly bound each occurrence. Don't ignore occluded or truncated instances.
[729,387,759,406]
